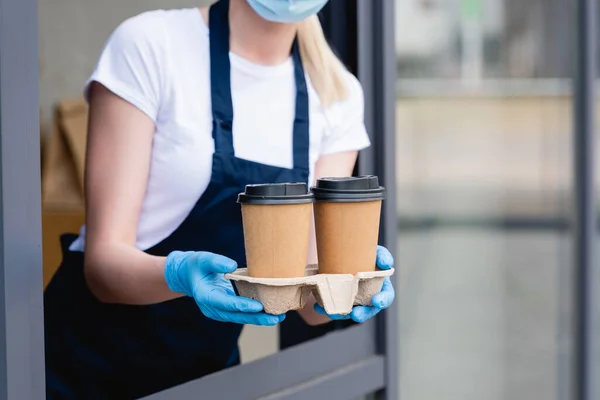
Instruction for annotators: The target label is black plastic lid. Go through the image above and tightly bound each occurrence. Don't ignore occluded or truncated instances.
[311,176,386,202]
[237,182,314,205]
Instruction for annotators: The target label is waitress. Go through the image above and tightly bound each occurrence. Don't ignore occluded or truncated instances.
[43,0,396,398]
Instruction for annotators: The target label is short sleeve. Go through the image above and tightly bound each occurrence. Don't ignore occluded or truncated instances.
[319,71,371,156]
[84,11,166,122]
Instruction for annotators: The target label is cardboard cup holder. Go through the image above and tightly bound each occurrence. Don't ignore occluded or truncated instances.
[225,265,394,316]
[232,177,392,316]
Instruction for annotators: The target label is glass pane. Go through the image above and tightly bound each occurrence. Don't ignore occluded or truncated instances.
[395,0,574,399]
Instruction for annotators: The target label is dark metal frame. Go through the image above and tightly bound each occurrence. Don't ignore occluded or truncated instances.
[0,0,46,398]
[573,0,598,399]
[356,2,398,399]
[0,0,398,399]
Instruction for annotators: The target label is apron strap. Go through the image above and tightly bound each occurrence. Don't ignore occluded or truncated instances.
[291,39,310,172]
[209,0,310,172]
[209,0,235,154]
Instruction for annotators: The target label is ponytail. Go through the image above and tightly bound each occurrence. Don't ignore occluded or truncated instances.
[297,16,349,108]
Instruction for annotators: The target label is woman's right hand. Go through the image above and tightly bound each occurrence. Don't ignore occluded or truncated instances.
[164,251,285,326]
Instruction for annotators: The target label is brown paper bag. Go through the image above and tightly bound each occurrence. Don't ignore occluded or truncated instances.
[41,99,88,210]
[41,99,88,288]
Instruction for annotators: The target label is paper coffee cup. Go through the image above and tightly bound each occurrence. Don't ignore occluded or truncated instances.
[238,183,314,279]
[311,176,386,275]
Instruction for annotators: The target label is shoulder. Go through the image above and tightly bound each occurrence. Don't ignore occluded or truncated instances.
[85,9,203,118]
[342,70,365,101]
[109,10,167,49]
[322,70,365,125]
[316,69,371,155]
[106,9,201,56]
[341,70,365,112]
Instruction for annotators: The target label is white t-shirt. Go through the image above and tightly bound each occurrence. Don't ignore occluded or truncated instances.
[70,8,371,252]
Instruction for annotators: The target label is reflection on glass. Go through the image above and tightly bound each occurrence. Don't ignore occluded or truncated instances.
[395,0,573,399]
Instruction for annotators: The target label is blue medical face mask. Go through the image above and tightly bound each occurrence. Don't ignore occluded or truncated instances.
[247,0,329,23]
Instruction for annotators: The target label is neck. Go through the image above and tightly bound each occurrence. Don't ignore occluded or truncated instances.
[229,0,297,66]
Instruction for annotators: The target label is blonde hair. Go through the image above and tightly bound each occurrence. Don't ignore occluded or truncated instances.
[297,16,349,107]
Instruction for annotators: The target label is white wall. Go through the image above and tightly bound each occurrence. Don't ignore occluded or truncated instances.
[38,0,213,126]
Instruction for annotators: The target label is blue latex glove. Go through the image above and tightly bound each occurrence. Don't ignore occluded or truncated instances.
[164,251,285,326]
[314,245,395,323]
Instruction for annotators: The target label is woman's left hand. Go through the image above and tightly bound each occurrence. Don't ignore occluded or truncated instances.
[313,245,396,323]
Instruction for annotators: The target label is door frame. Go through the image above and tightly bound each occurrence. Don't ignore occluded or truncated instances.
[0,0,399,399]
[0,0,46,398]
[573,1,598,399]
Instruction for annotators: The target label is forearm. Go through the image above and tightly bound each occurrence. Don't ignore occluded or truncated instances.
[84,242,183,305]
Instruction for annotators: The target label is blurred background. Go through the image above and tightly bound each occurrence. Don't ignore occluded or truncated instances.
[38,0,588,399]
[395,1,577,399]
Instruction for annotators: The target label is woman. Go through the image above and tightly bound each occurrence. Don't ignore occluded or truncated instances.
[44,0,396,398]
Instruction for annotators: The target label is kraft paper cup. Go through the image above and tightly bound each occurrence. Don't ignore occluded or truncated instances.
[311,176,386,275]
[238,183,314,279]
